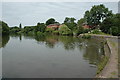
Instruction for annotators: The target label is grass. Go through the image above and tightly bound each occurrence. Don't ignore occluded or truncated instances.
[97,56,109,74]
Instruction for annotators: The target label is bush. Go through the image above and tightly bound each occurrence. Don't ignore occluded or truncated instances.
[111,26,119,36]
[90,29,102,34]
[84,29,90,33]
[36,31,45,37]
[46,28,54,33]
[53,31,59,35]
[59,24,73,35]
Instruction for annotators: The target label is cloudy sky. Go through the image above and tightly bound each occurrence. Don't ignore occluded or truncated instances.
[2,2,118,27]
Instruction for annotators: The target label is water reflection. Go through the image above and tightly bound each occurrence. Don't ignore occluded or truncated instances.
[9,34,104,64]
[2,34,105,63]
[0,35,10,48]
[2,34,105,78]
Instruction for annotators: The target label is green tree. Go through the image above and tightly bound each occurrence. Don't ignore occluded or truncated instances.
[0,21,9,34]
[34,23,46,33]
[77,18,85,28]
[64,17,77,31]
[84,4,113,28]
[100,13,120,36]
[46,18,56,26]
[23,26,34,33]
[76,18,85,35]
[10,26,21,33]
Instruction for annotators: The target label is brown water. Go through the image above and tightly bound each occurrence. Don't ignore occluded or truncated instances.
[1,34,104,78]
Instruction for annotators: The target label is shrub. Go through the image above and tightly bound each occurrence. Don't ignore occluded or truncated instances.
[83,29,90,33]
[46,28,54,33]
[59,24,73,35]
[53,31,59,35]
[91,29,102,34]
[36,31,45,36]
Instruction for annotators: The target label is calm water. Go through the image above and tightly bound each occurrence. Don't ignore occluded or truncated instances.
[1,34,104,78]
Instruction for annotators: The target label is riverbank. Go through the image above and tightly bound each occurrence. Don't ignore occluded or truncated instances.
[79,34,119,78]
[79,34,118,39]
[96,38,118,78]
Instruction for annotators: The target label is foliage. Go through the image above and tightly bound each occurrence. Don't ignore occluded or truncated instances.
[36,31,45,37]
[90,29,102,34]
[100,13,120,36]
[10,26,21,33]
[74,27,84,36]
[84,29,90,33]
[77,18,86,28]
[84,4,113,28]
[23,26,34,33]
[59,24,73,35]
[64,17,77,31]
[53,31,59,35]
[34,23,46,33]
[46,28,54,33]
[46,18,59,26]
[73,18,86,35]
[0,21,9,34]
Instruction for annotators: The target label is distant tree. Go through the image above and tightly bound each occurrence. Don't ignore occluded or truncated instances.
[19,23,22,29]
[64,17,77,31]
[71,18,86,35]
[34,23,46,33]
[10,26,21,33]
[84,4,113,28]
[24,26,34,33]
[46,18,56,26]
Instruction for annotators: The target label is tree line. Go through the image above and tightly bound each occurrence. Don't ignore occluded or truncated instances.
[0,4,120,36]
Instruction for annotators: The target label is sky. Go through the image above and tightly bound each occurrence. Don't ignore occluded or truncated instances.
[1,2,119,27]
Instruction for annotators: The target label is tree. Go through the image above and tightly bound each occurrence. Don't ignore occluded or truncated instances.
[10,26,21,33]
[77,18,85,28]
[84,4,113,28]
[0,21,9,34]
[19,23,22,29]
[100,13,120,36]
[46,18,56,26]
[24,26,34,33]
[34,23,46,33]
[64,17,77,31]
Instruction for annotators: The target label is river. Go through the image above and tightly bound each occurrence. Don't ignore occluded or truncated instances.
[1,34,105,78]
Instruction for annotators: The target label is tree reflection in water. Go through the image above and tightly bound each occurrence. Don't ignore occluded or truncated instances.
[0,35,10,48]
[2,34,105,66]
